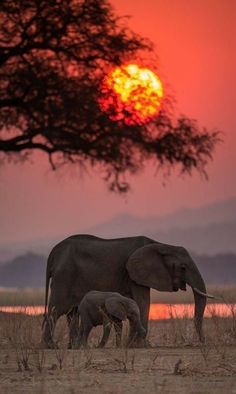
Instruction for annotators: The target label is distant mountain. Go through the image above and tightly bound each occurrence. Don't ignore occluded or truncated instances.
[0,253,46,288]
[193,253,236,285]
[1,196,236,261]
[0,235,63,264]
[0,252,235,288]
[86,197,236,254]
[149,220,236,255]
[88,197,236,237]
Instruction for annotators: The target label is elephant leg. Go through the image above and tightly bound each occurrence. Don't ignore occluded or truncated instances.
[80,321,93,348]
[127,321,138,347]
[114,320,123,347]
[66,307,80,349]
[130,285,150,347]
[97,317,112,348]
[42,306,60,349]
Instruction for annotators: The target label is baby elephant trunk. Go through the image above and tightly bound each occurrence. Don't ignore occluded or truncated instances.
[138,325,147,339]
[127,300,147,339]
[131,316,146,338]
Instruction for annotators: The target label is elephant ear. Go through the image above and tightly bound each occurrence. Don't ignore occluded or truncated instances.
[126,244,173,291]
[105,297,127,320]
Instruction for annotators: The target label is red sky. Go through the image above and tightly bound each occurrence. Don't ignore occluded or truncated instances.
[1,0,236,243]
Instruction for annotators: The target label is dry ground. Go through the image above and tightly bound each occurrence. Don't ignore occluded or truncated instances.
[0,311,236,393]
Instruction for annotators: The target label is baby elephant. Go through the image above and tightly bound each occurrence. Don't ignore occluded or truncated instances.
[78,291,146,348]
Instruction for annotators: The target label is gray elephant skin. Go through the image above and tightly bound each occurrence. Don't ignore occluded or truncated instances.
[42,234,210,348]
[78,291,146,348]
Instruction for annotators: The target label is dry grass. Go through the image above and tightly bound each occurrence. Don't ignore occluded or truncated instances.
[0,302,236,393]
[0,287,235,392]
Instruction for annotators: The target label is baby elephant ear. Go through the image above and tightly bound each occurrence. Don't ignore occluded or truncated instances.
[105,297,127,321]
[126,244,173,291]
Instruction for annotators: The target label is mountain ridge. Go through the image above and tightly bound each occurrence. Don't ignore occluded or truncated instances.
[1,196,235,261]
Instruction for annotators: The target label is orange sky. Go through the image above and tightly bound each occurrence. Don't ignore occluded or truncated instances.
[1,0,236,244]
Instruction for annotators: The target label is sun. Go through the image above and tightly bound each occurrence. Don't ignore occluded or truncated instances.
[99,64,164,125]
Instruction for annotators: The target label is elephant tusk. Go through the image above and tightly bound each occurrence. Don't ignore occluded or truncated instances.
[193,287,218,299]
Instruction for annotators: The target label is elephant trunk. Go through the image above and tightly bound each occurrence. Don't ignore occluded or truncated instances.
[192,288,207,342]
[186,264,207,341]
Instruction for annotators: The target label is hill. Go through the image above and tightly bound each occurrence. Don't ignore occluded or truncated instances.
[0,253,46,288]
[89,197,236,236]
[149,220,236,255]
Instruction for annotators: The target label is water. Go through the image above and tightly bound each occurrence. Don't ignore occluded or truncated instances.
[149,303,235,319]
[0,304,235,319]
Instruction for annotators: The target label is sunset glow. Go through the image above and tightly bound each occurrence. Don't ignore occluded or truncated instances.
[99,64,164,125]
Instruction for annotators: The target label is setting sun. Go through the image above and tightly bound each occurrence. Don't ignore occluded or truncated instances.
[99,64,164,125]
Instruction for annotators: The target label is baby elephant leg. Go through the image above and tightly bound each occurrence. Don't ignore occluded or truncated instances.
[97,316,112,348]
[114,320,123,347]
[66,307,80,349]
[79,321,93,348]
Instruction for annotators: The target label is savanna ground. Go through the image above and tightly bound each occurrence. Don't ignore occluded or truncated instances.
[0,287,236,393]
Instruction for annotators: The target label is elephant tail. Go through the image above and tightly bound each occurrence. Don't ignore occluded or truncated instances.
[42,253,52,328]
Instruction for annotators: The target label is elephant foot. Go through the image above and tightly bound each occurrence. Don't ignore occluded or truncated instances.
[142,338,152,348]
[42,340,59,350]
[128,342,143,348]
[68,341,81,349]
[81,343,90,349]
[96,343,105,349]
[67,334,82,349]
[128,337,151,348]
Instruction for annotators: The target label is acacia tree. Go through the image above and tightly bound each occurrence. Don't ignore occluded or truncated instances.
[0,0,219,192]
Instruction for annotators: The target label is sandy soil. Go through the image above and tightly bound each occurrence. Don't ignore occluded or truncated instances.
[0,315,236,393]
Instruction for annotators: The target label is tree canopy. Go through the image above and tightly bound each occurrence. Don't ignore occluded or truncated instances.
[0,0,219,192]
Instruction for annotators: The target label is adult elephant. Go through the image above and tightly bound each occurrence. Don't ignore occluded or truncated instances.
[42,234,213,348]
